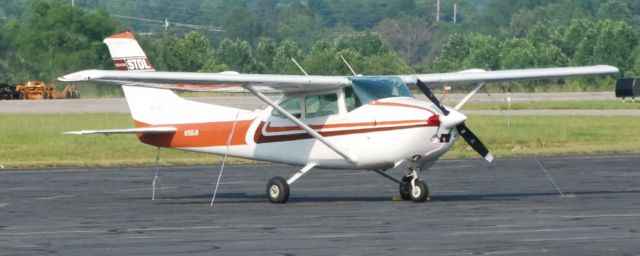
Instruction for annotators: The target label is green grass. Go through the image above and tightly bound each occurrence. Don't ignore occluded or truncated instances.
[0,114,249,169]
[1,114,639,169]
[462,100,640,110]
[446,115,640,159]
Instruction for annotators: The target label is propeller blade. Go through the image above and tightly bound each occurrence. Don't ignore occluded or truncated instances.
[416,79,450,116]
[456,123,494,163]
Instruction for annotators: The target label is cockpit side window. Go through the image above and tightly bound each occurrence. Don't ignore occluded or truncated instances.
[305,93,338,118]
[272,97,302,118]
[344,86,362,112]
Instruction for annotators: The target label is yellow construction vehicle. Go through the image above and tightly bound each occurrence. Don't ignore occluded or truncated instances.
[14,80,79,100]
[15,80,47,100]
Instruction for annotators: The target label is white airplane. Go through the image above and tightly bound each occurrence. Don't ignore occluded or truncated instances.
[59,31,619,203]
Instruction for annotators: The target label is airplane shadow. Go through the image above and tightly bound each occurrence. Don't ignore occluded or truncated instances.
[142,193,391,205]
[129,189,640,204]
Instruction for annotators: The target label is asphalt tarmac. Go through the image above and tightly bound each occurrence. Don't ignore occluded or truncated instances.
[1,154,639,255]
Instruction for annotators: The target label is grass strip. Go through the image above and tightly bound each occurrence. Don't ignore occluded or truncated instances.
[446,115,640,158]
[462,100,640,110]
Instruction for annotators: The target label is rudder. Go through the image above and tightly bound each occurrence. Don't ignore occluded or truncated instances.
[103,31,156,71]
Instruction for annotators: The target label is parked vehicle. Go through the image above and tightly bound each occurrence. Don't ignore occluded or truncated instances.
[14,80,79,100]
[0,83,19,100]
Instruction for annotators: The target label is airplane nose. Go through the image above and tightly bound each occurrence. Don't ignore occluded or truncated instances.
[440,108,467,129]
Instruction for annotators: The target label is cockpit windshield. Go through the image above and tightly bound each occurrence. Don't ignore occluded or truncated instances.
[349,76,413,106]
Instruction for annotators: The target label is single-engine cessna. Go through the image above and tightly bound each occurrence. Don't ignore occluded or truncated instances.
[59,31,619,203]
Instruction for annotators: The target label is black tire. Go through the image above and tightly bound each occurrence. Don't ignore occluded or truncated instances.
[266,177,290,204]
[399,176,412,201]
[410,180,429,203]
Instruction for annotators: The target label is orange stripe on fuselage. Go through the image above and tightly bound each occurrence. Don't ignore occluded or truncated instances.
[134,120,254,148]
[254,121,436,144]
[264,119,434,133]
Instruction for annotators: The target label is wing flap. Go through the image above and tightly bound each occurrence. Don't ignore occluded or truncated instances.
[63,127,177,135]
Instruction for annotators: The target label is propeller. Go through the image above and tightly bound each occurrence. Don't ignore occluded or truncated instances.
[416,79,493,163]
[456,123,494,162]
[416,79,449,115]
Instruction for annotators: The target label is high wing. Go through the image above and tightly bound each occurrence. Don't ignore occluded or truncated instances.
[57,65,618,92]
[58,69,351,93]
[402,65,620,86]
[63,126,177,135]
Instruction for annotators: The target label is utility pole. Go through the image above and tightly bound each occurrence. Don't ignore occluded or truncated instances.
[436,0,440,22]
[163,18,170,38]
[453,3,457,24]
[71,0,74,7]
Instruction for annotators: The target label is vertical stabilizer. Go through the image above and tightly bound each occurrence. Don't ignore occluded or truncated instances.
[103,31,156,71]
[104,31,246,126]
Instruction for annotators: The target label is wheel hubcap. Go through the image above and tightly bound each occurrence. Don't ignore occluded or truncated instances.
[412,186,421,197]
[269,185,280,198]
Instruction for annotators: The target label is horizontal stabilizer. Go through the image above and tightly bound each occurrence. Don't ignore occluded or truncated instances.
[63,127,176,135]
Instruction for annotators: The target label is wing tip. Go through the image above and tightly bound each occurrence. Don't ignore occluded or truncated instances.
[484,153,494,163]
[58,69,105,82]
[62,131,90,135]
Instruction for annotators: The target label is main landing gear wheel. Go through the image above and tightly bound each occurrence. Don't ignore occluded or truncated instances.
[410,180,429,202]
[266,177,290,204]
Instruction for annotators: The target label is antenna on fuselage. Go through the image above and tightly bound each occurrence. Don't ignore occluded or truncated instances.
[291,58,309,76]
[340,54,360,76]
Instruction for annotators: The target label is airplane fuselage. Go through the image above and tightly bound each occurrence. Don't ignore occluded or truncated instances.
[135,96,458,170]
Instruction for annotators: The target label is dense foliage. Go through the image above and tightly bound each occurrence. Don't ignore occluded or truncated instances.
[1,0,639,92]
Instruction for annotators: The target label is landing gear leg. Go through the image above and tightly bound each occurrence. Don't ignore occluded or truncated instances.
[266,163,316,204]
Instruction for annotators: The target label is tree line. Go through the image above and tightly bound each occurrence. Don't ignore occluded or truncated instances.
[1,0,639,93]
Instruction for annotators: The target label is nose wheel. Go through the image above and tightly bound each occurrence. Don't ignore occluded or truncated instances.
[398,169,429,202]
[410,180,429,202]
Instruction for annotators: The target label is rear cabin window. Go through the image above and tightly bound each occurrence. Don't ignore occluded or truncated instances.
[305,93,338,118]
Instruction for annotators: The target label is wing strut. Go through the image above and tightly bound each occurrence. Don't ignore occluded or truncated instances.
[455,82,486,110]
[244,85,357,165]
